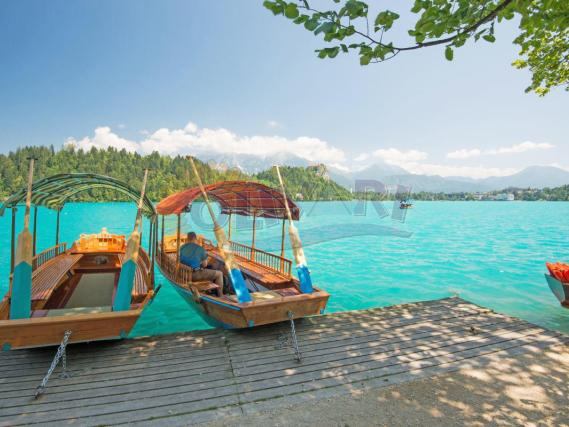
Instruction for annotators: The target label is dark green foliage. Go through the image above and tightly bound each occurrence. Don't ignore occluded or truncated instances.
[0,147,349,202]
[0,146,247,202]
[411,187,569,201]
[255,164,352,201]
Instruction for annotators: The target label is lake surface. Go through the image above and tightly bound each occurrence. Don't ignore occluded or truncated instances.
[1,201,568,336]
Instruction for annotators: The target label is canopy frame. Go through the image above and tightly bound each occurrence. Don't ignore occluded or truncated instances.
[0,173,156,219]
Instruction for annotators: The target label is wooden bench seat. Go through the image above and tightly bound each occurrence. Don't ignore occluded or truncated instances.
[161,253,220,295]
[201,241,292,287]
[273,287,301,297]
[31,254,83,302]
[230,255,292,286]
[190,281,220,293]
[225,290,283,303]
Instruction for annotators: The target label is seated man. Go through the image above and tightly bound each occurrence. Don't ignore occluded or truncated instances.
[179,232,224,296]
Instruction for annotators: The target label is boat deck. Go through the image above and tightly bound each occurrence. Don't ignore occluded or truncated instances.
[0,297,567,426]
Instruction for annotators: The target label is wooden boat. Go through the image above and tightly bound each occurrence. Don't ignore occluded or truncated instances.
[0,171,158,350]
[545,262,569,308]
[155,180,330,329]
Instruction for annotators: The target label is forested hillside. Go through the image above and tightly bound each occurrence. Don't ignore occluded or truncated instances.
[0,146,348,202]
[255,165,352,201]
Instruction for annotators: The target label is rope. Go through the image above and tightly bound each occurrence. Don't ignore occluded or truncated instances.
[35,330,72,398]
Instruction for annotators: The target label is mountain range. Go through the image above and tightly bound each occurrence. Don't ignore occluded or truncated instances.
[203,153,569,193]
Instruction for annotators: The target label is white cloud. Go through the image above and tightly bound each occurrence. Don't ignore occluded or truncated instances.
[64,121,346,165]
[446,148,482,159]
[447,141,554,159]
[64,126,139,152]
[401,162,518,179]
[356,147,516,178]
[328,162,351,173]
[370,148,428,164]
[63,126,545,180]
[354,153,369,162]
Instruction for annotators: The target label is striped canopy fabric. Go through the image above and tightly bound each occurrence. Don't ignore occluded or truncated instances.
[0,173,156,218]
[156,181,300,220]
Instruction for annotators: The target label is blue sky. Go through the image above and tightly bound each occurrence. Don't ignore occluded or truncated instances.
[0,0,566,178]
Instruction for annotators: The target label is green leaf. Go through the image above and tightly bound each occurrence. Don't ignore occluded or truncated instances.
[315,22,334,35]
[328,47,340,58]
[293,15,308,24]
[304,19,319,31]
[411,2,422,13]
[374,10,400,30]
[263,1,283,16]
[340,43,348,53]
[284,3,299,19]
[445,46,453,61]
[482,34,496,43]
[360,54,371,65]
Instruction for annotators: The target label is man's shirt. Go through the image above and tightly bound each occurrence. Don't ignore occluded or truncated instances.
[179,242,207,269]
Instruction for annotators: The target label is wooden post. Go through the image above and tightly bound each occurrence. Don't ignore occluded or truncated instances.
[251,211,257,261]
[32,206,38,256]
[148,220,153,256]
[280,217,286,273]
[161,215,165,256]
[151,218,157,285]
[10,208,16,275]
[175,214,181,270]
[227,211,232,241]
[55,208,61,246]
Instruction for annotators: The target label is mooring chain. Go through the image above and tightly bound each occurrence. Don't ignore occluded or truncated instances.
[275,333,289,349]
[35,330,72,398]
[287,311,302,363]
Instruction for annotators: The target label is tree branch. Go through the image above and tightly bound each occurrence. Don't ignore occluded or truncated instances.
[301,0,515,54]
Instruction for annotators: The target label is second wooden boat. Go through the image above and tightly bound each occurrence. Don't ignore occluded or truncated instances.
[155,180,329,329]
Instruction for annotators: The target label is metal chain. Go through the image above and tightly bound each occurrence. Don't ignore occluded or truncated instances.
[287,311,302,363]
[35,330,72,398]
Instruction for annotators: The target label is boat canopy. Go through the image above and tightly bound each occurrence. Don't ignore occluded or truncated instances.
[156,180,300,220]
[0,173,156,218]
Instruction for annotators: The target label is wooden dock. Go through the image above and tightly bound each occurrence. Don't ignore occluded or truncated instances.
[0,297,567,426]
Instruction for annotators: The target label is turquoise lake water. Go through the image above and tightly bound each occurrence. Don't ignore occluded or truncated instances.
[1,201,568,336]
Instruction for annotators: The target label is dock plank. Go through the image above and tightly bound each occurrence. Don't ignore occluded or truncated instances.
[0,297,566,426]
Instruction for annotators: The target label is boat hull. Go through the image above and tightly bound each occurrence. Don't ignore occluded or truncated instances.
[161,265,329,329]
[545,274,569,308]
[0,308,143,350]
[170,283,224,328]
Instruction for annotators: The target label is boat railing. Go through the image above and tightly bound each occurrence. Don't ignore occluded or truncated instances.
[74,231,126,253]
[32,243,68,271]
[138,247,151,272]
[156,246,193,285]
[202,238,292,277]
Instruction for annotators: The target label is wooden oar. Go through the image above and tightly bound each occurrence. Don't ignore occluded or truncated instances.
[10,158,36,319]
[189,157,251,303]
[113,169,149,311]
[275,165,313,293]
